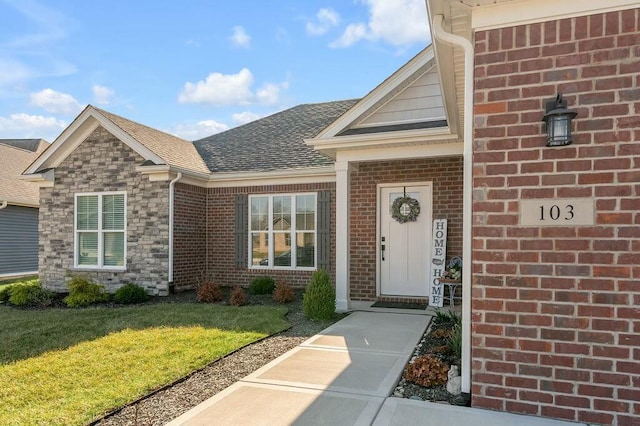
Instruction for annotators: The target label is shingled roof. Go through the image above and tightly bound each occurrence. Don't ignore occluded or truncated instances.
[194,99,359,173]
[0,139,48,153]
[0,142,45,206]
[94,107,210,174]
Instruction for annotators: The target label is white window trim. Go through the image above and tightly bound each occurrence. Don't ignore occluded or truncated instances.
[74,191,127,270]
[248,193,317,271]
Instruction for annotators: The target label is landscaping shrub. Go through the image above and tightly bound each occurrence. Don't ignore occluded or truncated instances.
[230,286,247,306]
[272,281,294,303]
[64,275,110,308]
[403,355,450,387]
[196,281,223,303]
[114,283,149,304]
[0,285,12,303]
[8,282,54,308]
[302,269,335,320]
[448,323,462,360]
[249,276,276,295]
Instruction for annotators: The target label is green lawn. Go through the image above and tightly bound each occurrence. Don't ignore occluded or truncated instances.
[0,303,290,425]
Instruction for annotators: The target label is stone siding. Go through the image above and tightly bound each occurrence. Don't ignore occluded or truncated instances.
[472,9,640,424]
[39,126,171,295]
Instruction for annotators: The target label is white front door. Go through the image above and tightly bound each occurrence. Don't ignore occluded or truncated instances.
[379,184,432,297]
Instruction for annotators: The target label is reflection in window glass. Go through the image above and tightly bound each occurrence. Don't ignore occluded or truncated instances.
[249,194,316,269]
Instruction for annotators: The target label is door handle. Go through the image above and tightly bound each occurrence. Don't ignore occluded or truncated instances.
[381,236,385,261]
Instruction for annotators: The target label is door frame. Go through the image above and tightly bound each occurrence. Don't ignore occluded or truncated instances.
[376,181,433,298]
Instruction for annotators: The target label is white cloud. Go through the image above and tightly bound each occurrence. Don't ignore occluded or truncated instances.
[29,88,83,115]
[178,68,288,106]
[172,120,229,140]
[179,68,254,105]
[330,23,367,48]
[256,81,289,106]
[232,111,263,125]
[331,0,429,48]
[306,8,340,36]
[230,26,251,48]
[0,112,66,139]
[92,85,114,105]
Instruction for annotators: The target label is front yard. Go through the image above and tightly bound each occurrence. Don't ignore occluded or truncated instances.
[0,301,289,425]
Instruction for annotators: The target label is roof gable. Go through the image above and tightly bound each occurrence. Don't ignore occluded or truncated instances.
[24,106,210,175]
[314,46,455,139]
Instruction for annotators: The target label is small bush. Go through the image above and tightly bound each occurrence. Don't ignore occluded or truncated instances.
[302,269,335,320]
[114,283,149,304]
[196,281,224,303]
[0,285,13,303]
[64,275,110,308]
[8,282,54,308]
[403,355,450,387]
[249,276,276,295]
[272,281,294,303]
[229,286,247,306]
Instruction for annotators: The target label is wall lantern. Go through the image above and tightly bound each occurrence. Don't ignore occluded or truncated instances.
[542,93,577,147]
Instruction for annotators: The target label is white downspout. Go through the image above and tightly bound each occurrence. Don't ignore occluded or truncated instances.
[0,201,7,210]
[168,172,183,286]
[432,14,474,396]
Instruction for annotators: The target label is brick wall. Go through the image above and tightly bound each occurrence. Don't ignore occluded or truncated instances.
[349,157,464,301]
[472,9,639,425]
[39,126,171,295]
[207,183,336,288]
[173,183,207,290]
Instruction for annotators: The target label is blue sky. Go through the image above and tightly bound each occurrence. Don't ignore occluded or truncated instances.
[0,0,431,141]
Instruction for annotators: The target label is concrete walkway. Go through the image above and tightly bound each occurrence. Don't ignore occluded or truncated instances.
[167,310,582,426]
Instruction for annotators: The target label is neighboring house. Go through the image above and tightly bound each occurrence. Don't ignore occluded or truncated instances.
[0,139,48,278]
[21,1,640,422]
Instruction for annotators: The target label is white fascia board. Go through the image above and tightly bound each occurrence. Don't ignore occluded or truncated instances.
[473,0,640,31]
[24,110,99,174]
[306,127,458,154]
[137,164,336,188]
[208,166,336,188]
[18,169,54,188]
[4,200,40,208]
[316,47,436,139]
[336,141,463,163]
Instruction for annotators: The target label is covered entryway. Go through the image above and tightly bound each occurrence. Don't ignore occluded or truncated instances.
[379,183,432,297]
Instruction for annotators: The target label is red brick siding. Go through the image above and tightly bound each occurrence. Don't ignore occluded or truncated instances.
[207,183,336,288]
[173,183,207,290]
[349,157,464,301]
[473,9,639,424]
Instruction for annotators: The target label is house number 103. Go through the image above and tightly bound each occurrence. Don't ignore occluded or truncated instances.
[539,204,574,221]
[520,198,594,226]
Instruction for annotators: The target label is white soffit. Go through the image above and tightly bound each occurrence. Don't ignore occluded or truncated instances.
[472,0,640,30]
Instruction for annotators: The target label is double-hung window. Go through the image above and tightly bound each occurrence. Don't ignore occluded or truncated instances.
[249,193,316,269]
[75,192,126,269]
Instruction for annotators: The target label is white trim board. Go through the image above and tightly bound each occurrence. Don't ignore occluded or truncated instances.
[472,0,640,31]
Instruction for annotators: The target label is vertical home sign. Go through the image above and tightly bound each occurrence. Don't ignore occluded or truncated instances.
[429,219,447,307]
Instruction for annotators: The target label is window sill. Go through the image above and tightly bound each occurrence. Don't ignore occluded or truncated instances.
[72,266,127,273]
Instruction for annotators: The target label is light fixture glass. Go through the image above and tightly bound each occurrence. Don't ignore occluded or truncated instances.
[542,93,577,147]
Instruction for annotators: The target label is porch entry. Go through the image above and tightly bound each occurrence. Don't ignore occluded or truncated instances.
[379,184,432,297]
